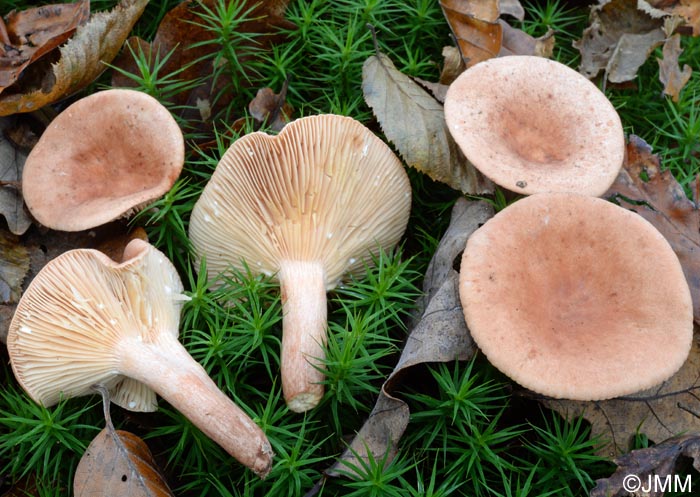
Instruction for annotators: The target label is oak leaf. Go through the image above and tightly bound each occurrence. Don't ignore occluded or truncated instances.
[0,0,148,116]
[362,50,492,194]
[603,135,700,324]
[328,199,492,476]
[543,336,700,457]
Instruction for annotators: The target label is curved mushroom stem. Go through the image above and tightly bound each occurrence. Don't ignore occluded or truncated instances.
[117,335,273,478]
[278,260,328,413]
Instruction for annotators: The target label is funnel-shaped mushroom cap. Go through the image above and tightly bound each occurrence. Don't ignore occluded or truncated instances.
[189,114,411,287]
[22,89,185,231]
[460,193,693,400]
[444,56,624,196]
[8,238,183,410]
[189,114,411,412]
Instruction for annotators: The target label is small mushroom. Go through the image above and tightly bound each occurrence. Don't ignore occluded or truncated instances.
[189,114,411,412]
[459,193,693,400]
[444,55,625,196]
[22,89,184,231]
[7,239,273,478]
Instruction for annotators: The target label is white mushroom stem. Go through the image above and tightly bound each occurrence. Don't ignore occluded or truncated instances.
[278,260,328,413]
[116,334,273,478]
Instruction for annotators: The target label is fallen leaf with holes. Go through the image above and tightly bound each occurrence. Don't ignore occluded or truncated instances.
[543,335,700,457]
[603,135,700,324]
[575,0,665,83]
[591,433,700,497]
[658,33,692,101]
[362,50,492,194]
[74,388,173,497]
[327,199,492,477]
[0,116,31,235]
[0,225,147,343]
[0,0,147,116]
[110,0,294,126]
[0,0,90,93]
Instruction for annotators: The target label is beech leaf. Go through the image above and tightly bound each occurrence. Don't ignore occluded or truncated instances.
[0,0,148,116]
[603,135,700,324]
[328,199,493,476]
[439,0,501,67]
[74,387,173,497]
[362,50,492,194]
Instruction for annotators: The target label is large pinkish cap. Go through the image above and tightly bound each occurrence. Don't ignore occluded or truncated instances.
[460,193,693,400]
[444,56,625,196]
[22,89,184,231]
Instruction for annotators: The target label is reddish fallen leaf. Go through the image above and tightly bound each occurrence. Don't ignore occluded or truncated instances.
[111,0,294,126]
[440,0,501,67]
[658,33,693,102]
[0,0,90,93]
[74,388,173,497]
[603,135,700,324]
[591,434,700,497]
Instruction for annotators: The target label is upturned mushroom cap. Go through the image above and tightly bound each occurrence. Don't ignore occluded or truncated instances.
[8,239,273,477]
[189,113,411,288]
[189,114,411,411]
[460,193,693,401]
[444,56,624,196]
[22,89,184,231]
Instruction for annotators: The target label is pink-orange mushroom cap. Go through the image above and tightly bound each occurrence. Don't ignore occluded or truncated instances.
[444,56,625,196]
[459,193,693,400]
[22,89,184,231]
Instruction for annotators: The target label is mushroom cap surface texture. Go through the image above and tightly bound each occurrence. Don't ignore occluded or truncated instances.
[189,113,412,288]
[7,238,184,411]
[22,89,185,231]
[459,193,693,401]
[444,56,624,196]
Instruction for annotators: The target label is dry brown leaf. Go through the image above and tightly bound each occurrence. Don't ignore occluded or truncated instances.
[658,33,692,101]
[499,0,525,21]
[0,224,147,343]
[591,434,700,497]
[575,0,665,83]
[439,45,465,85]
[0,0,90,93]
[543,335,700,457]
[0,0,148,116]
[499,21,555,58]
[439,0,502,67]
[328,199,493,476]
[0,116,31,235]
[74,388,173,497]
[603,135,700,324]
[362,50,492,194]
[248,85,293,132]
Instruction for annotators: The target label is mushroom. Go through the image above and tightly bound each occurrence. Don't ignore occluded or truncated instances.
[444,55,625,196]
[7,239,273,478]
[459,192,693,400]
[22,89,184,231]
[189,114,411,412]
